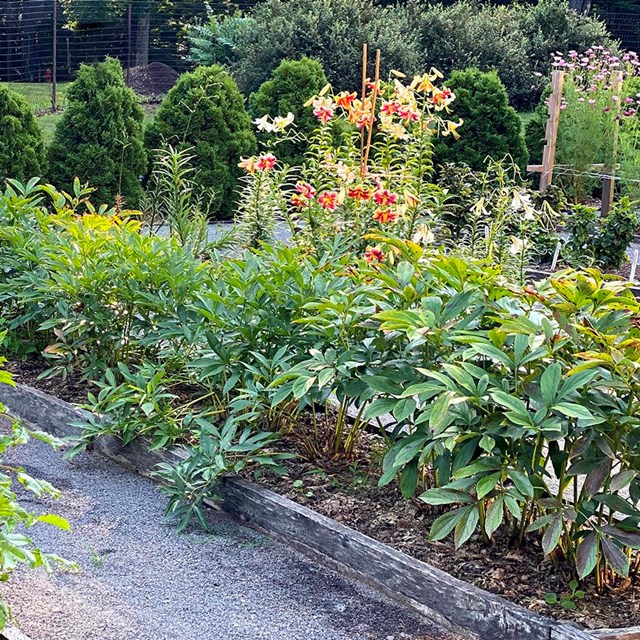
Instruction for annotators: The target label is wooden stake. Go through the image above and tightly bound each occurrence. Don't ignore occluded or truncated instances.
[362,49,380,176]
[359,44,368,171]
[601,71,624,217]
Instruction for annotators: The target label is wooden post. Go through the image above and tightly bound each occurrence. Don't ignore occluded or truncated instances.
[52,0,57,111]
[601,71,624,217]
[539,70,564,190]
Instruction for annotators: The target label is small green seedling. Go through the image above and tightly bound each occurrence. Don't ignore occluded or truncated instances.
[292,479,314,498]
[544,580,585,610]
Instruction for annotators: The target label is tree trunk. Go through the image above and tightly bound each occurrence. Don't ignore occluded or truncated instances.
[569,0,592,13]
[134,10,150,67]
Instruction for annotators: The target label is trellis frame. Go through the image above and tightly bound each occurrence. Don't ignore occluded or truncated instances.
[527,70,624,216]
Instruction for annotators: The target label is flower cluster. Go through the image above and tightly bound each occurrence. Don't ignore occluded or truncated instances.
[552,47,640,119]
[237,68,463,262]
[238,153,277,174]
[306,70,462,142]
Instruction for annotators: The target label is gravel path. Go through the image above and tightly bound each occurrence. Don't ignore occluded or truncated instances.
[3,438,457,640]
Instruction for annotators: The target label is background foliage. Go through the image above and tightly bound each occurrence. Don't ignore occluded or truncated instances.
[145,64,256,220]
[47,58,146,207]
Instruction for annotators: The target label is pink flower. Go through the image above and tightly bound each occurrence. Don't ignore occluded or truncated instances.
[364,247,385,263]
[313,98,334,123]
[373,189,398,207]
[256,153,277,171]
[317,191,338,210]
[295,181,316,199]
[373,208,398,224]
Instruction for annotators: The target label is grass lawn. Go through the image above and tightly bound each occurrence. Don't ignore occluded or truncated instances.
[1,82,158,146]
[518,111,537,127]
[0,81,70,111]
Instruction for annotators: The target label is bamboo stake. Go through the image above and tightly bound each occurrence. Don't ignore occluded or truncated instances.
[362,49,380,176]
[359,44,368,170]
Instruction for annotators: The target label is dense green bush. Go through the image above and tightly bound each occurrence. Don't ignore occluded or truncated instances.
[434,69,529,172]
[47,58,146,206]
[188,0,421,95]
[0,86,45,183]
[190,0,612,110]
[409,0,612,110]
[145,65,256,220]
[249,57,328,166]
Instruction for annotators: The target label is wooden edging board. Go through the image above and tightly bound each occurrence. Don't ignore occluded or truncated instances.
[0,382,632,640]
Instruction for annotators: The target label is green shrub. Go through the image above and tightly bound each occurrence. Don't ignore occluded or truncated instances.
[433,69,529,172]
[0,86,45,183]
[564,199,639,269]
[188,0,421,96]
[145,65,256,220]
[407,0,612,111]
[47,58,146,207]
[248,57,328,166]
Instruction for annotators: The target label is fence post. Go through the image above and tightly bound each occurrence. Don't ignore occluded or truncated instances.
[540,70,564,190]
[601,71,624,217]
[126,3,132,86]
[52,0,57,111]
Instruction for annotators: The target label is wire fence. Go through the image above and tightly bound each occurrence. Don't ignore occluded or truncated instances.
[2,3,640,111]
[0,0,216,108]
[598,12,640,54]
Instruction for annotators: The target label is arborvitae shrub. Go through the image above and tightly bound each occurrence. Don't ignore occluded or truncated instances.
[248,57,327,166]
[434,68,529,172]
[47,57,146,206]
[0,86,45,182]
[145,65,256,220]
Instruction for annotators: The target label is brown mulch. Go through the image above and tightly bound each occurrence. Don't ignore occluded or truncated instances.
[5,359,90,404]
[125,62,179,98]
[243,428,640,631]
[6,359,640,630]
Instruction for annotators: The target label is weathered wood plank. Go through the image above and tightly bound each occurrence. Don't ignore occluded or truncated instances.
[592,627,640,640]
[2,627,34,640]
[0,382,599,640]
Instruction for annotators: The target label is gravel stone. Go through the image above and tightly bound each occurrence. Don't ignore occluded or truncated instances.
[3,438,457,640]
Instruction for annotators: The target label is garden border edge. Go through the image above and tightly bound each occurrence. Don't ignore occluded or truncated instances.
[0,381,629,640]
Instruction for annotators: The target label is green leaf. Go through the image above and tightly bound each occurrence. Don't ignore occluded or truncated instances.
[36,514,71,531]
[399,460,418,499]
[490,390,528,416]
[484,495,504,538]
[364,398,399,420]
[594,494,640,517]
[601,537,629,577]
[420,488,475,506]
[429,507,468,542]
[540,363,562,406]
[507,469,534,499]
[454,505,479,548]
[542,513,564,555]
[393,398,417,423]
[476,472,501,499]
[544,593,558,605]
[554,403,594,420]
[576,532,599,579]
[429,392,454,432]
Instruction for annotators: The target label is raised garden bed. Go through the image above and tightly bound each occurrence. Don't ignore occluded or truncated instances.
[1,381,638,640]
